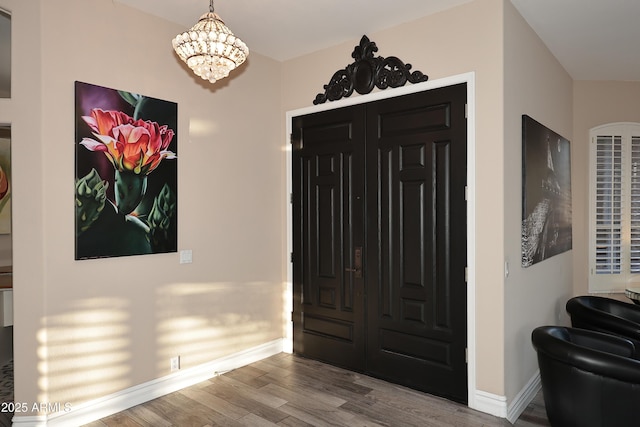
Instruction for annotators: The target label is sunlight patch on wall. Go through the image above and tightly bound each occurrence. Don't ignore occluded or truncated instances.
[189,117,219,137]
[37,298,133,409]
[156,281,281,372]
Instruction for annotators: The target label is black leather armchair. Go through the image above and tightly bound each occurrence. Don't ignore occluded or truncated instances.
[566,295,640,348]
[532,326,640,427]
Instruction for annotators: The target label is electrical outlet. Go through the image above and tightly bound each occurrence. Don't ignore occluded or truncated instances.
[170,356,180,372]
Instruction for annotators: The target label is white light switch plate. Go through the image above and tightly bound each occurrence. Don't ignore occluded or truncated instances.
[180,249,192,264]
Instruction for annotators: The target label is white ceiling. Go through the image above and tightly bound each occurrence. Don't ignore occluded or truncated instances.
[510,0,640,81]
[114,0,640,82]
[116,0,476,62]
[1,0,639,96]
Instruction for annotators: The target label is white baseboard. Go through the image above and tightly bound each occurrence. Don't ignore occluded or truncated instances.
[12,339,284,427]
[473,389,508,418]
[471,370,541,423]
[7,415,48,427]
[507,370,541,423]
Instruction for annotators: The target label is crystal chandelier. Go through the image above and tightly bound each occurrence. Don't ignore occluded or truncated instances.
[172,0,249,84]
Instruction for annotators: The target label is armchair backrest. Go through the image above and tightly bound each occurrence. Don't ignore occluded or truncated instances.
[584,295,640,323]
[566,296,640,346]
[532,326,640,427]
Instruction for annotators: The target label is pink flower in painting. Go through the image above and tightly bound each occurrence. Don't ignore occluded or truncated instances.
[80,109,176,175]
[0,165,8,200]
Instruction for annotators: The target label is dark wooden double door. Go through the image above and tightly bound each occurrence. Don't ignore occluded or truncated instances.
[292,84,468,403]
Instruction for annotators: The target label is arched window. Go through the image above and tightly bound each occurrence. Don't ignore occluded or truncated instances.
[589,122,640,292]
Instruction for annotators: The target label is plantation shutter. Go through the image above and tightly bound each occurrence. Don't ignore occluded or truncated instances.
[593,135,622,275]
[590,123,640,292]
[632,136,640,274]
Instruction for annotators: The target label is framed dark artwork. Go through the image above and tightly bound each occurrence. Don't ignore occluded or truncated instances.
[75,81,177,260]
[521,115,572,267]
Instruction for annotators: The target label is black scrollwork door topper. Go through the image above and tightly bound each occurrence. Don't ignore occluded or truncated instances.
[313,35,429,105]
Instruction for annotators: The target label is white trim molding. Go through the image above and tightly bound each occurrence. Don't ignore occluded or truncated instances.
[11,339,284,427]
[471,370,541,423]
[473,390,508,419]
[286,71,479,411]
[507,371,541,423]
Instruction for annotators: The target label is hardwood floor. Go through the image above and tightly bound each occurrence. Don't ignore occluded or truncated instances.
[84,353,549,427]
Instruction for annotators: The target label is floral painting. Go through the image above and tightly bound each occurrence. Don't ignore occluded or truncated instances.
[0,127,10,234]
[75,81,177,259]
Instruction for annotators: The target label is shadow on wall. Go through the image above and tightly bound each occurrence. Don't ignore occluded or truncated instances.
[155,281,283,372]
[36,281,283,412]
[38,298,133,405]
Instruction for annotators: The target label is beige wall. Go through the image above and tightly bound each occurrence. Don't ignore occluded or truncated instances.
[573,81,640,297]
[5,0,285,413]
[502,0,573,402]
[5,0,631,419]
[0,0,44,415]
[282,0,507,396]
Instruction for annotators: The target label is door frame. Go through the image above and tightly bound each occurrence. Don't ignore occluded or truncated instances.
[285,71,477,408]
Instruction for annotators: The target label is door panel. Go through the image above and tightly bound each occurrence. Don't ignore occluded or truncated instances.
[366,84,467,402]
[292,106,366,370]
[292,83,467,403]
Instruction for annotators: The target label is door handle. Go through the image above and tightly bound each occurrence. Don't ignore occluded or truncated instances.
[345,247,362,278]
